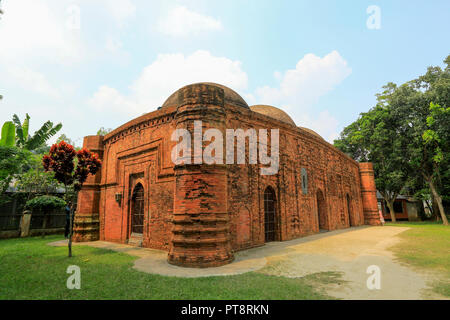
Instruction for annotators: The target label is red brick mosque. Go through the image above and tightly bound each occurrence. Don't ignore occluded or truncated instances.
[73,82,381,268]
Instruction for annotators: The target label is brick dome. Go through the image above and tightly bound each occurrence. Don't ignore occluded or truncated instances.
[298,127,324,140]
[161,82,249,109]
[250,105,296,126]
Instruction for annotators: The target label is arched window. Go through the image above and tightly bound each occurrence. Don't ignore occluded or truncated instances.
[346,194,354,227]
[301,168,308,195]
[264,186,278,242]
[316,189,328,231]
[131,183,144,235]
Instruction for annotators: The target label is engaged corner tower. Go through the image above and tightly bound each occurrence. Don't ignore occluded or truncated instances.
[168,83,233,267]
[358,162,382,225]
[73,135,104,242]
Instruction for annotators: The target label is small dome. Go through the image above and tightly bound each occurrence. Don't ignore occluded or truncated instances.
[161,82,249,109]
[250,105,296,126]
[298,127,323,139]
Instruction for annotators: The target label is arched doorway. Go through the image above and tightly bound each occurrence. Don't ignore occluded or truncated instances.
[316,189,328,231]
[131,183,144,235]
[346,194,354,227]
[264,186,278,242]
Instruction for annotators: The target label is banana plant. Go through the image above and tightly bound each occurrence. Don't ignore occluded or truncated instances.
[1,114,62,151]
[25,119,62,151]
[0,121,15,147]
[13,113,30,149]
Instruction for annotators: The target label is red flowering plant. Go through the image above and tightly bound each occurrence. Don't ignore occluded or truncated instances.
[43,141,101,257]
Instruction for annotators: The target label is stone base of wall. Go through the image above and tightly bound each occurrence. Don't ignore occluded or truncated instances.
[73,214,100,242]
[0,230,20,239]
[0,228,65,239]
[29,228,64,236]
[167,253,234,268]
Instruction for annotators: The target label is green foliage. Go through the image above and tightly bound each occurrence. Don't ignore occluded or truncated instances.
[0,121,16,147]
[96,127,112,136]
[25,195,66,212]
[334,103,408,212]
[423,102,449,165]
[1,114,62,152]
[31,144,51,155]
[15,154,61,197]
[13,113,30,149]
[0,146,32,195]
[335,55,450,222]
[24,119,63,151]
[56,134,76,147]
[0,235,331,299]
[385,222,450,297]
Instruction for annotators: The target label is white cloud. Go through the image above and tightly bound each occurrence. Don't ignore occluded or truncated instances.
[105,35,123,53]
[88,50,248,115]
[297,111,340,143]
[255,51,351,110]
[0,0,84,64]
[99,0,136,26]
[5,66,60,99]
[88,85,139,114]
[0,0,85,100]
[254,50,351,142]
[157,6,222,36]
[88,50,349,142]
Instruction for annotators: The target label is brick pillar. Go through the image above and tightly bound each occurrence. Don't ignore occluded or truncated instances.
[73,135,104,242]
[359,162,381,226]
[168,83,233,267]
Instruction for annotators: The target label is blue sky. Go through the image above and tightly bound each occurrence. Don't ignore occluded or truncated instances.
[0,0,449,145]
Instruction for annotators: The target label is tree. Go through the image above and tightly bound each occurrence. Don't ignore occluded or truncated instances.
[0,146,31,197]
[336,54,450,225]
[0,121,15,147]
[56,134,76,147]
[25,195,66,237]
[388,58,449,225]
[1,114,62,151]
[420,102,449,225]
[96,127,112,136]
[12,114,62,151]
[25,195,66,212]
[43,141,101,257]
[334,103,408,222]
[15,154,61,201]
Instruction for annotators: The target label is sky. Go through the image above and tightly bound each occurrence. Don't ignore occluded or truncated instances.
[0,0,449,146]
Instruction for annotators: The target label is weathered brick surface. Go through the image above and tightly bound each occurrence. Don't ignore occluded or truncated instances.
[74,82,380,267]
[359,162,382,225]
[73,135,103,242]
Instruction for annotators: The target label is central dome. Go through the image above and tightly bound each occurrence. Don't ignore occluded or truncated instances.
[250,105,296,126]
[161,82,249,109]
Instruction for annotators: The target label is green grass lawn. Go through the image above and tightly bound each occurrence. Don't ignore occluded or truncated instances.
[385,221,450,297]
[0,235,334,300]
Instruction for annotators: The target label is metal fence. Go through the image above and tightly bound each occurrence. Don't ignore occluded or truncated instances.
[30,213,66,230]
[0,212,67,233]
[0,215,22,231]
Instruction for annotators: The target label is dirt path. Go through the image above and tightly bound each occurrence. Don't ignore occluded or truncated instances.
[255,226,439,299]
[48,226,442,299]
